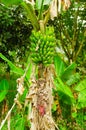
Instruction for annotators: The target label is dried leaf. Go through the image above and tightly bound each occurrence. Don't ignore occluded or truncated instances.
[50,0,57,20]
[14,99,22,109]
[62,0,71,11]
[17,77,25,95]
[58,0,61,12]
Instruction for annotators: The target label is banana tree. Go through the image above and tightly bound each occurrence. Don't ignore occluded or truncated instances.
[0,0,71,130]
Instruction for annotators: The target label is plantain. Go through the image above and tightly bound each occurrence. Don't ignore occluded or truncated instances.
[30,26,56,66]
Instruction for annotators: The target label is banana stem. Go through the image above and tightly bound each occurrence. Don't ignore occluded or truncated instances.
[39,20,45,33]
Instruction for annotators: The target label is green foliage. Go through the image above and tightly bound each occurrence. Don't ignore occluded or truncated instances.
[0,4,32,61]
[49,1,86,76]
[1,113,29,130]
[0,0,86,129]
[61,63,76,80]
[21,2,39,30]
[35,0,51,19]
[54,55,66,77]
[14,116,25,130]
[66,73,80,86]
[0,53,32,82]
[0,79,9,102]
[54,78,74,105]
[0,0,23,6]
[36,0,45,10]
[74,79,86,92]
[53,55,76,105]
[0,53,24,75]
[74,79,86,109]
[36,0,51,10]
[54,55,77,81]
[53,54,86,129]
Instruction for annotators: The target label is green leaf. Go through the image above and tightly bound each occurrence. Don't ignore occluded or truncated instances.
[52,103,57,112]
[74,79,86,92]
[61,62,77,81]
[0,0,23,6]
[21,2,39,30]
[84,115,86,120]
[78,90,86,103]
[36,0,43,10]
[0,79,9,91]
[36,0,51,10]
[0,92,7,102]
[15,117,25,130]
[77,102,86,109]
[0,53,24,75]
[54,57,76,81]
[20,88,28,102]
[66,73,80,86]
[54,78,74,105]
[0,53,32,81]
[25,57,32,80]
[44,0,52,5]
[72,112,77,118]
[0,79,9,102]
[54,55,66,77]
[74,79,86,109]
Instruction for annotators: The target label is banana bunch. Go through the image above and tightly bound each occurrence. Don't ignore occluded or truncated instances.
[30,26,56,66]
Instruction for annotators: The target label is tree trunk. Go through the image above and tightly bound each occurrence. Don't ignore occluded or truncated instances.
[26,64,58,130]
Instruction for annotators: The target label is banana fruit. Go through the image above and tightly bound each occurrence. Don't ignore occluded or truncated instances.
[30,26,56,66]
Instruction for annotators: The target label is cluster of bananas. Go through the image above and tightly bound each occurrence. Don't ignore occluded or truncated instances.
[30,26,56,66]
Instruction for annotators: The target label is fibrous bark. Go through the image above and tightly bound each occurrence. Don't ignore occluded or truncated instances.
[26,65,59,130]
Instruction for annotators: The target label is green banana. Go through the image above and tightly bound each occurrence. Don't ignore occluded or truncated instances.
[30,26,56,66]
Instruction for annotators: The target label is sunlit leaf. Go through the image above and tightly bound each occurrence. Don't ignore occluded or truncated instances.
[72,112,77,118]
[15,117,25,130]
[54,55,66,77]
[36,0,51,10]
[25,57,32,80]
[36,0,44,10]
[66,73,80,86]
[44,0,52,5]
[0,53,24,75]
[52,103,57,112]
[0,79,9,91]
[77,102,86,109]
[0,79,9,102]
[74,79,86,92]
[84,115,86,120]
[0,0,23,6]
[61,62,77,81]
[20,87,28,102]
[54,56,76,81]
[21,2,39,30]
[78,90,86,103]
[74,79,86,109]
[54,78,74,105]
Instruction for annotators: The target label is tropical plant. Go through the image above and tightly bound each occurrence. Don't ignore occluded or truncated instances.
[0,0,86,130]
[53,54,86,129]
[0,0,71,129]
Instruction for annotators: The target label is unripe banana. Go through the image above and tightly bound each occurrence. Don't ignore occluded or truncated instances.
[30,26,56,66]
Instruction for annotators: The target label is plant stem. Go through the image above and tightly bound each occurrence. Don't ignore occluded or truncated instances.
[39,0,45,20]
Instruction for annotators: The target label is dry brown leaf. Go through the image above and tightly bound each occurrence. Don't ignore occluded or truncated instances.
[62,0,71,11]
[50,0,57,20]
[17,77,24,95]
